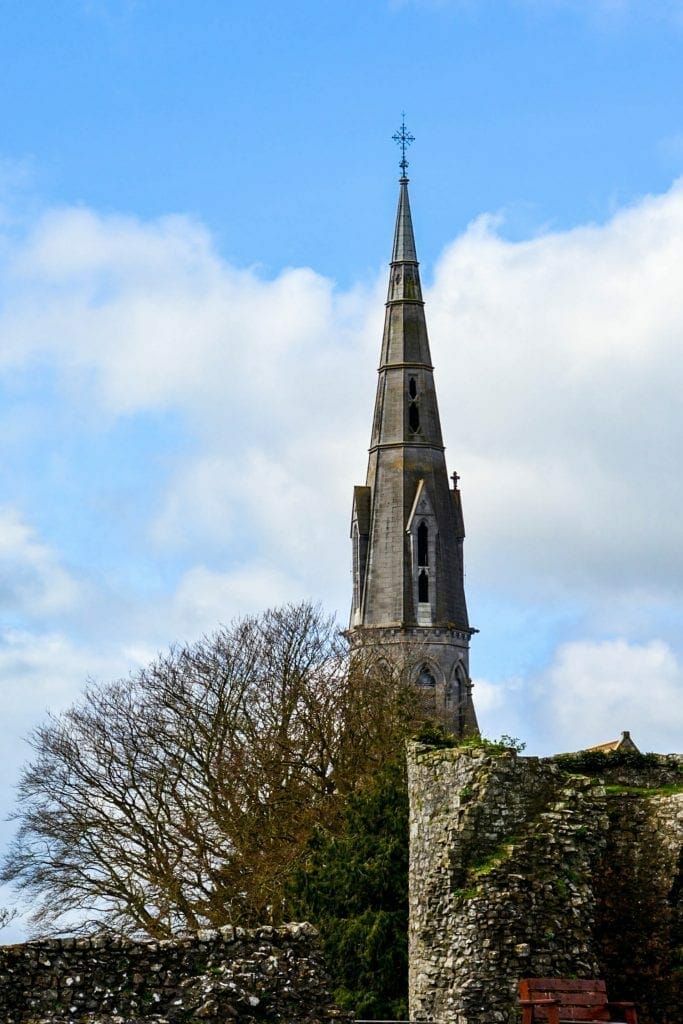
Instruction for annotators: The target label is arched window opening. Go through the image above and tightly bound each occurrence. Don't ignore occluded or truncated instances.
[417,521,429,566]
[409,402,420,432]
[408,377,417,399]
[418,568,429,603]
[417,665,436,688]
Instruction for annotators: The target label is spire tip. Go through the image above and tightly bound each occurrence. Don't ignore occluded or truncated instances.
[392,114,415,179]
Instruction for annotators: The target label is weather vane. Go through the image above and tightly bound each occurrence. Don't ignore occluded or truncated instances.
[392,114,415,178]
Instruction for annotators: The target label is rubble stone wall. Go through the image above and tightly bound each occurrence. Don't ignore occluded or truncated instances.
[408,744,683,1024]
[0,922,347,1024]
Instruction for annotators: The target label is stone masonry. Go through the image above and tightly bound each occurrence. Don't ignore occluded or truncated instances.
[408,742,683,1024]
[0,922,348,1024]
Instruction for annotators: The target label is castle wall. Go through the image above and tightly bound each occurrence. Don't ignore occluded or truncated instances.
[594,790,683,1023]
[408,744,683,1024]
[0,923,346,1024]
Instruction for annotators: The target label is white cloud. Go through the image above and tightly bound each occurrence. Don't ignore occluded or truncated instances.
[470,674,535,749]
[169,564,298,639]
[532,637,683,754]
[0,507,81,617]
[0,626,140,820]
[8,182,683,612]
[0,206,381,425]
[430,181,683,599]
[471,676,512,715]
[150,441,361,609]
[474,636,683,755]
[0,628,110,719]
[0,204,384,625]
[0,624,142,941]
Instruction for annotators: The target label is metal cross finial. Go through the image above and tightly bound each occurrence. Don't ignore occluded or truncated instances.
[392,114,415,178]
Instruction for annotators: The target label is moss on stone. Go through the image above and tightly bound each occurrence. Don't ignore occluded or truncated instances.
[469,837,519,878]
[605,782,683,797]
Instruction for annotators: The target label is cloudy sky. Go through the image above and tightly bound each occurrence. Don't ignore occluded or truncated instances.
[2,0,683,934]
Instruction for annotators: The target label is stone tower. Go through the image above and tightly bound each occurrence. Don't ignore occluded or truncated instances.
[348,170,478,736]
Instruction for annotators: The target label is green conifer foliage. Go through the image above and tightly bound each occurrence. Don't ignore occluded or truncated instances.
[289,757,409,1020]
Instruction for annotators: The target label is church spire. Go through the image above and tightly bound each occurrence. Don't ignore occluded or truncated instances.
[348,126,478,736]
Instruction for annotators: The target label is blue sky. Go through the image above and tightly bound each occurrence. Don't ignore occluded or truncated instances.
[2,0,683,934]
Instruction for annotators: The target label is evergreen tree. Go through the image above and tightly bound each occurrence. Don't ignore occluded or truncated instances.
[289,756,409,1020]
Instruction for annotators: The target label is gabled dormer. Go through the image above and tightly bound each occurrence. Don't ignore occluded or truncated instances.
[350,485,371,626]
[406,480,438,626]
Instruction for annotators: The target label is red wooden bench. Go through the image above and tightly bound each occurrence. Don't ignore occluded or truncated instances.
[518,978,638,1023]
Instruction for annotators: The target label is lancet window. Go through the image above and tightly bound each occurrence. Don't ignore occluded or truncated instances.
[409,485,436,624]
[408,377,420,433]
[418,568,429,603]
[417,521,429,566]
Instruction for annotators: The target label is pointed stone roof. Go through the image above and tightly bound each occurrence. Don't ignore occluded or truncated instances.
[350,173,469,632]
[347,157,478,736]
[391,178,418,264]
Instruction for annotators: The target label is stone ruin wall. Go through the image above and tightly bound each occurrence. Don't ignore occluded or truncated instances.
[0,922,348,1024]
[1,748,680,1024]
[408,744,683,1024]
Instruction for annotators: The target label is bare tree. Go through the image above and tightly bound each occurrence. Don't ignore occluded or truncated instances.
[0,907,17,930]
[2,603,427,938]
